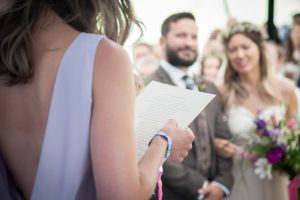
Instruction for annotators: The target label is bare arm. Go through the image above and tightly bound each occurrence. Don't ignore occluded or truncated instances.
[277,76,298,119]
[90,38,193,199]
[286,86,298,119]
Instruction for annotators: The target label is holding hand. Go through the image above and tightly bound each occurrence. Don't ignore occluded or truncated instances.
[214,138,238,158]
[160,119,194,163]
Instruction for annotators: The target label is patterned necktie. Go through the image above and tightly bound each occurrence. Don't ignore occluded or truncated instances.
[182,75,194,90]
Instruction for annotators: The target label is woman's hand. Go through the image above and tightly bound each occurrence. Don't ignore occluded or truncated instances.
[160,119,194,163]
[214,138,238,158]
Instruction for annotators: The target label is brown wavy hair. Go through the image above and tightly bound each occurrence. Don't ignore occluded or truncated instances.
[222,22,277,108]
[0,0,142,86]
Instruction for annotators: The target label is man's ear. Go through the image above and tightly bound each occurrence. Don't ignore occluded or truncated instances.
[159,36,166,48]
[158,36,166,59]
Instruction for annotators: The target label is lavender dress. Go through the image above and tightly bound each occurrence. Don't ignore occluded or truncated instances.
[31,33,103,200]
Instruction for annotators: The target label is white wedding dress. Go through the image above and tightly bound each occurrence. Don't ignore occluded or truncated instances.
[227,105,289,200]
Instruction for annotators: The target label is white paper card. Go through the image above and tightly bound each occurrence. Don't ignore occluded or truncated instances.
[135,81,215,160]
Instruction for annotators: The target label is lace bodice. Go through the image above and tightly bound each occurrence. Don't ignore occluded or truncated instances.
[227,104,286,145]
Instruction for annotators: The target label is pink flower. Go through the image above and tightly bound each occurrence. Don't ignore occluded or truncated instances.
[241,149,258,163]
[287,118,297,130]
[241,150,250,159]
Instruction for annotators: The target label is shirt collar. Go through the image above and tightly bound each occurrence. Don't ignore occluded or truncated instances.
[160,60,187,87]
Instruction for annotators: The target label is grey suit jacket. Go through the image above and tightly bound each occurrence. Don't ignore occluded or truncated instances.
[145,67,233,200]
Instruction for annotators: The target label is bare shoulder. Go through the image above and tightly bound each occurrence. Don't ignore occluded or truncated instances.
[272,76,298,118]
[275,75,295,87]
[274,76,295,97]
[93,37,133,87]
[95,37,131,71]
[96,37,128,58]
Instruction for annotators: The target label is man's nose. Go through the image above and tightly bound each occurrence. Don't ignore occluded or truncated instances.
[184,37,197,48]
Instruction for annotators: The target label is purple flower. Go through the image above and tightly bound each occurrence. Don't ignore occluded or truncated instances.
[255,119,266,130]
[263,129,271,137]
[266,146,286,164]
[269,128,281,140]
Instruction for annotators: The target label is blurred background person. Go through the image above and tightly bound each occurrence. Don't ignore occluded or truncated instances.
[226,17,238,29]
[283,13,300,84]
[265,40,285,73]
[202,28,225,59]
[136,57,160,77]
[133,42,154,62]
[209,28,223,41]
[199,54,223,82]
[132,42,159,77]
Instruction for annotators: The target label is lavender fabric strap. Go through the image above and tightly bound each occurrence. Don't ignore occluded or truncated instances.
[31,33,102,200]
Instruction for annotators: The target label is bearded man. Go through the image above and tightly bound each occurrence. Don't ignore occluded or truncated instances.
[145,12,233,200]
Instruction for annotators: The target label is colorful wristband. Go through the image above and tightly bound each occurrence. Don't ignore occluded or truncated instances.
[153,131,172,161]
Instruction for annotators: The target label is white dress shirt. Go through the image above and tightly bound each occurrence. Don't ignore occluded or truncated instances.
[160,60,197,90]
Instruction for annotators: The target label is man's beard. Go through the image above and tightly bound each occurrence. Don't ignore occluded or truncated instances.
[166,45,197,68]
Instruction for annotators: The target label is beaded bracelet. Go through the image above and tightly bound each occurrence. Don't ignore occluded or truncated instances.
[153,131,172,161]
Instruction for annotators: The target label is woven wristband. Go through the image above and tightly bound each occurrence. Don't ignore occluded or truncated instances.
[153,131,172,161]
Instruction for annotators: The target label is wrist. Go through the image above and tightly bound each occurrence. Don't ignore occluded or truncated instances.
[150,131,172,161]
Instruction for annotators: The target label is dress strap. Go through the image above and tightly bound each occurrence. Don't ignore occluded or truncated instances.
[31,33,103,200]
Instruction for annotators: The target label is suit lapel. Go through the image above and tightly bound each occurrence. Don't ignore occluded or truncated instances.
[156,67,176,86]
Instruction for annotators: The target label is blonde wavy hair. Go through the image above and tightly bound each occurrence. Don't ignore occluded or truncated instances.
[222,22,277,108]
[133,68,144,96]
[0,0,142,86]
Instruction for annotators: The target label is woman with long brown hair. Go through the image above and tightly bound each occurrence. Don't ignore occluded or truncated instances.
[0,1,194,199]
[215,22,297,200]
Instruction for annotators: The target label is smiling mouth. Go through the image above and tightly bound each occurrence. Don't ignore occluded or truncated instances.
[235,64,249,71]
[179,49,196,56]
[179,48,194,52]
[234,60,248,67]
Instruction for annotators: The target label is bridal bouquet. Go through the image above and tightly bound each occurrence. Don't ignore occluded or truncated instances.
[243,114,300,180]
